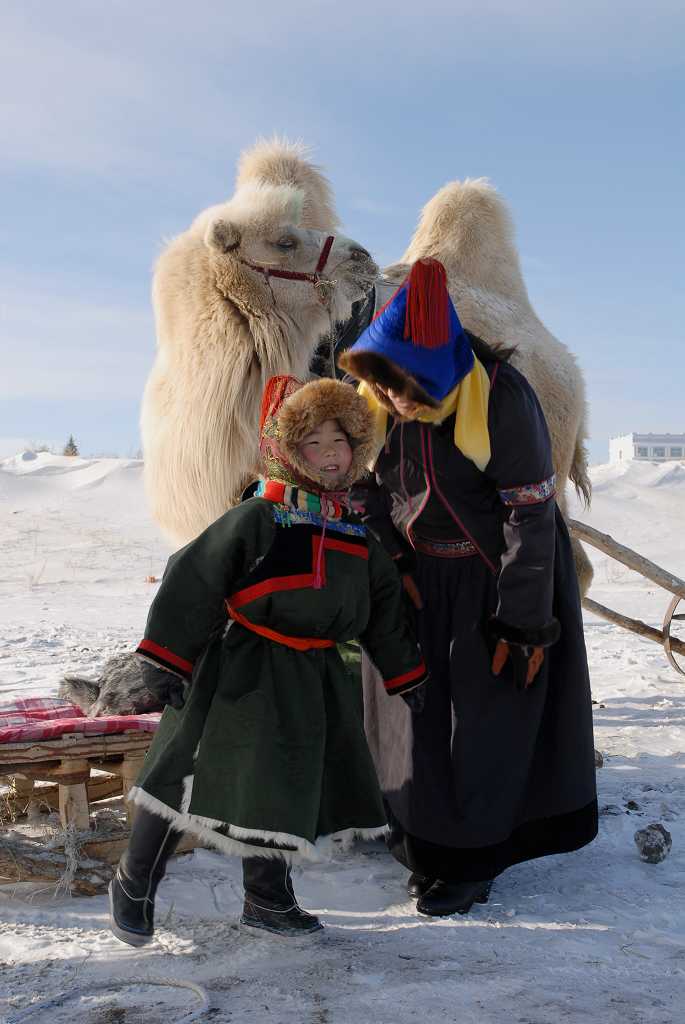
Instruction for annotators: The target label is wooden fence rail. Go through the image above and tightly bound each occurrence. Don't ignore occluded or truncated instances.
[569,519,685,675]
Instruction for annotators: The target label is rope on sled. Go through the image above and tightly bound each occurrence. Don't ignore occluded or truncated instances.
[52,824,82,898]
[5,975,211,1023]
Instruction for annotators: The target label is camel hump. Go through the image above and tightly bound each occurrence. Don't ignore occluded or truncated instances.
[403,178,526,298]
[236,137,340,232]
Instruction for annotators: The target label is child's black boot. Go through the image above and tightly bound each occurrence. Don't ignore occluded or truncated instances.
[241,856,323,936]
[109,808,182,946]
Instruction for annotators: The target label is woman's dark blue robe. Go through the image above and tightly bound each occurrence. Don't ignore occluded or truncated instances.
[358,357,598,882]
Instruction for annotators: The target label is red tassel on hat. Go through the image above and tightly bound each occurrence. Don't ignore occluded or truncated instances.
[403,258,450,348]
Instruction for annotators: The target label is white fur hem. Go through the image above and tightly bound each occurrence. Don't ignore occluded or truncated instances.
[128,786,388,865]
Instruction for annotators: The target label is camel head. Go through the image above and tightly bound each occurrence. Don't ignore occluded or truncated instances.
[200,181,378,324]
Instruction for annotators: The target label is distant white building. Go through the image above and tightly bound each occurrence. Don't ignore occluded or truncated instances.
[610,432,685,464]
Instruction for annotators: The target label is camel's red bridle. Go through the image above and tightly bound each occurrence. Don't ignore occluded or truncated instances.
[239,234,336,286]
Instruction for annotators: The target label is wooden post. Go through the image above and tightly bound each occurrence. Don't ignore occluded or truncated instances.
[119,754,146,825]
[9,776,35,817]
[56,759,91,831]
[582,597,685,657]
[569,520,685,600]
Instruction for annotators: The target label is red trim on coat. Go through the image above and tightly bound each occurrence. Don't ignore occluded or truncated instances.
[137,639,194,675]
[228,575,314,609]
[226,604,336,651]
[384,662,427,692]
[318,536,369,559]
[228,535,369,609]
[311,534,326,588]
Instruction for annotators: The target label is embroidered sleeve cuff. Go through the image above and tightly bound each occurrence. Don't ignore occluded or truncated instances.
[498,474,556,507]
[384,662,429,695]
[136,639,194,679]
[489,616,561,649]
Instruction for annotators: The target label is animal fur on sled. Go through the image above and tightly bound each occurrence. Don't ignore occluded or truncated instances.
[60,655,168,716]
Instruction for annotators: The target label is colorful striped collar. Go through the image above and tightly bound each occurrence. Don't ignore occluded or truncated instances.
[256,480,347,521]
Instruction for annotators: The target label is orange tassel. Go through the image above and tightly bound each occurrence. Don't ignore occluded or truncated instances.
[403,258,450,348]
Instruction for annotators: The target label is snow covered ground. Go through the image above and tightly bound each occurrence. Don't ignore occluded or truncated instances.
[1,452,684,1023]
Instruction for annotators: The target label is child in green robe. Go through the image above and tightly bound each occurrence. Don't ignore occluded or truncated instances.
[110,374,428,946]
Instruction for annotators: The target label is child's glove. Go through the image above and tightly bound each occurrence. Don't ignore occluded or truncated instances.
[140,660,188,709]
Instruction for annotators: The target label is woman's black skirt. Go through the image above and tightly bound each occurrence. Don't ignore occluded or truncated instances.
[362,533,598,882]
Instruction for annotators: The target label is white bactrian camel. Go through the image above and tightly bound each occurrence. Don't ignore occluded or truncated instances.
[141,140,377,546]
[61,142,376,716]
[378,178,593,594]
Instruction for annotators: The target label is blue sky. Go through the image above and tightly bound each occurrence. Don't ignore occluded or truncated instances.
[1,0,683,462]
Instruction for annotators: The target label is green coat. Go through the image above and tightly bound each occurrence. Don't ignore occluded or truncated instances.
[130,494,427,862]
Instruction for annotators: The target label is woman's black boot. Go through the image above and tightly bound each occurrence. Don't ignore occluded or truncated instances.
[406,872,435,899]
[109,808,183,946]
[241,856,323,936]
[417,878,492,917]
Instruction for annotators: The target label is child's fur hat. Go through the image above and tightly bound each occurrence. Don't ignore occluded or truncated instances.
[259,376,375,490]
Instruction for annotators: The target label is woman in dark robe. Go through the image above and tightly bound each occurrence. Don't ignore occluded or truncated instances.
[339,258,598,917]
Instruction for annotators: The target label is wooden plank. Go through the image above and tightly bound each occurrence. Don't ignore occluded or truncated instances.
[570,519,685,600]
[82,831,201,865]
[57,760,91,831]
[37,765,92,785]
[2,775,123,815]
[2,765,91,785]
[0,761,61,777]
[583,597,685,657]
[82,835,129,864]
[88,774,124,803]
[0,832,112,895]
[0,732,153,765]
[2,756,131,773]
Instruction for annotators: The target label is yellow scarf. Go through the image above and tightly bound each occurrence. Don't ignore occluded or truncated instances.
[359,356,491,471]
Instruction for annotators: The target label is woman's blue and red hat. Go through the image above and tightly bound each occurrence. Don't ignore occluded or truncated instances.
[338,258,473,408]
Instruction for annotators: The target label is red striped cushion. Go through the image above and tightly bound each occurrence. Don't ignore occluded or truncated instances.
[0,697,160,744]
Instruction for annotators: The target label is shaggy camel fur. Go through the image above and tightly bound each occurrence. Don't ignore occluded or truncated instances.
[142,139,377,546]
[379,178,593,594]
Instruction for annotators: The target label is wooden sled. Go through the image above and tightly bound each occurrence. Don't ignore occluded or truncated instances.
[570,519,685,676]
[0,729,200,895]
